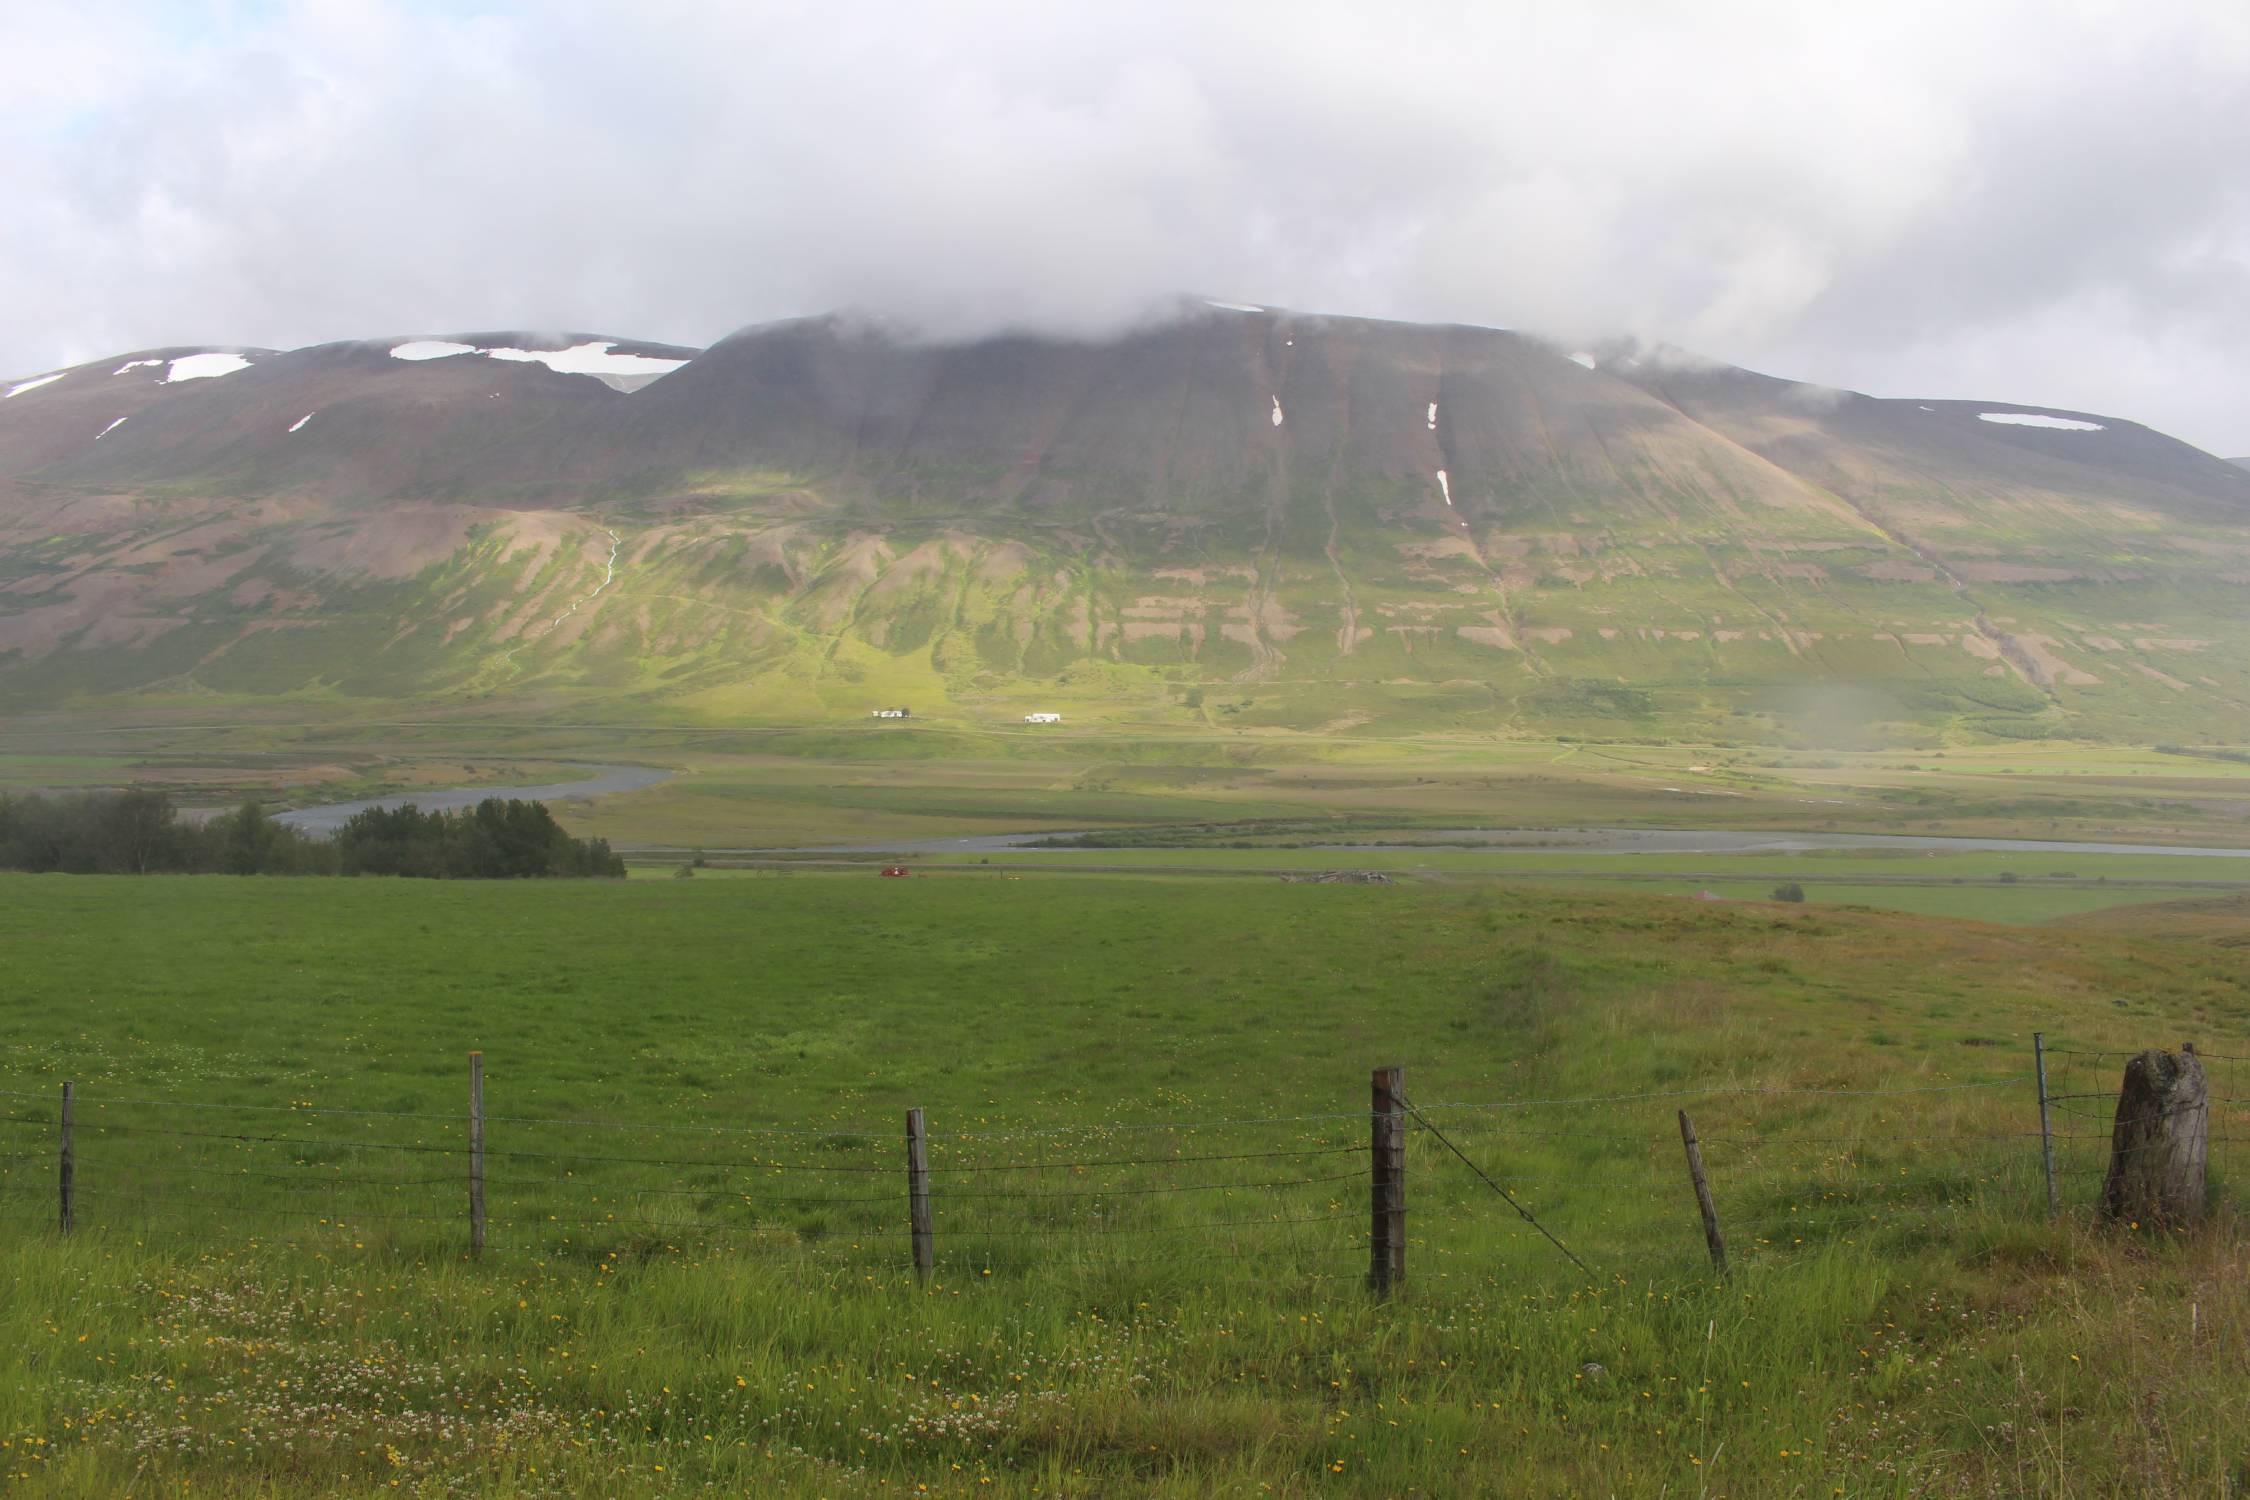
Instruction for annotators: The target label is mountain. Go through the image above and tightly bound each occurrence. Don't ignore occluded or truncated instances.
[4,304,2248,744]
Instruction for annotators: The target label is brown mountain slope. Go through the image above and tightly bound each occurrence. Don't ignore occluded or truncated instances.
[1,306,2245,742]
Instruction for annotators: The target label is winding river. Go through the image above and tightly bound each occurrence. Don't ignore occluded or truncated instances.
[776,826,2250,858]
[275,764,672,834]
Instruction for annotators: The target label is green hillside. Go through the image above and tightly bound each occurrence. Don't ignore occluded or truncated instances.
[4,309,2247,744]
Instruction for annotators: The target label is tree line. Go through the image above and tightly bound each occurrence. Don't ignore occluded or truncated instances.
[0,790,625,878]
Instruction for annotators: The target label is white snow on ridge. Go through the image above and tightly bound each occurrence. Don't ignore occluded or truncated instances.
[1203,299,1263,313]
[1426,401,1438,431]
[390,340,478,361]
[165,352,252,383]
[96,416,128,439]
[1436,469,1452,506]
[113,359,163,375]
[388,338,686,389]
[1270,396,1284,427]
[1569,352,1597,370]
[288,412,316,433]
[5,372,65,399]
[1978,411,2104,432]
[483,341,688,378]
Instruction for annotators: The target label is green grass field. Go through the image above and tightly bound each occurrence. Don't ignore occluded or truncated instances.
[1,871,2245,1495]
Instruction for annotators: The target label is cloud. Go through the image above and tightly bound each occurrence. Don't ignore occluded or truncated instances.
[3,0,2247,451]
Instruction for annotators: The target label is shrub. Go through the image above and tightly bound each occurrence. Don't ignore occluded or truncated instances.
[0,791,337,875]
[337,799,624,879]
[1771,882,1806,903]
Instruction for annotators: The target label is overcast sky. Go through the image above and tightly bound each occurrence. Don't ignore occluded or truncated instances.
[5,0,2247,451]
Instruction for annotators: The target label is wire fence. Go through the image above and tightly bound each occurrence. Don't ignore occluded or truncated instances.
[0,1036,2241,1288]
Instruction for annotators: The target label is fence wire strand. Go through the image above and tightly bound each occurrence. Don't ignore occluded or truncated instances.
[4,1045,2241,1279]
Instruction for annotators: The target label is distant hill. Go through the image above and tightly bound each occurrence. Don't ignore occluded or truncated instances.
[4,303,2247,744]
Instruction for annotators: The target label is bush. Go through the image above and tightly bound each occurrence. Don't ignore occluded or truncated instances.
[337,799,624,879]
[0,790,620,879]
[0,791,336,875]
[1771,882,1806,903]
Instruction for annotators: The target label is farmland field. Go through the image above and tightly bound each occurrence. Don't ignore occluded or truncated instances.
[12,708,2250,925]
[1,869,2246,1496]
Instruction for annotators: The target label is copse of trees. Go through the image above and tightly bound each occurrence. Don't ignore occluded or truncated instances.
[0,790,622,879]
[0,790,333,874]
[336,799,624,879]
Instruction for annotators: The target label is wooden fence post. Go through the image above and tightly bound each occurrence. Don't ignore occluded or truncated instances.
[905,1107,933,1279]
[58,1081,74,1237]
[2034,1032,2058,1218]
[2101,1044,2209,1229]
[468,1051,486,1258]
[1677,1110,1725,1275]
[1369,1066,1405,1295]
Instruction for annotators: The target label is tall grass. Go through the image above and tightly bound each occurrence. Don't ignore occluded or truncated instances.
[0,872,2244,1494]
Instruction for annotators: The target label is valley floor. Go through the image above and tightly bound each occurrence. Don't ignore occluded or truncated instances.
[9,710,2250,920]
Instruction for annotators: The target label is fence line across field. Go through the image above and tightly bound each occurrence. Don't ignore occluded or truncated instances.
[1,1034,2238,1287]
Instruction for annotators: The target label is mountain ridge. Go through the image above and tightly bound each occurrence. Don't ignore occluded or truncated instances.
[4,304,2246,744]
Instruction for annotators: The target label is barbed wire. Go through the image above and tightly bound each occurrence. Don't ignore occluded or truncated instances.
[2042,1047,2249,1063]
[6,1054,2242,1274]
[926,1169,1369,1202]
[943,1211,1363,1239]
[1413,1078,2021,1112]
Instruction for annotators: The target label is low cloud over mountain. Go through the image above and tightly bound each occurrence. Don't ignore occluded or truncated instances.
[5,1,2248,454]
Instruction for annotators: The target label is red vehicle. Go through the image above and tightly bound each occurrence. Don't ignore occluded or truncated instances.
[880,865,911,878]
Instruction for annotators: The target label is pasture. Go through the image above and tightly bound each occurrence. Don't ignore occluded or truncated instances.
[1,870,2245,1495]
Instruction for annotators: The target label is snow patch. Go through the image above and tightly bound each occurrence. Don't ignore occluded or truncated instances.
[1978,411,2104,431]
[1203,299,1263,313]
[95,416,128,439]
[1436,469,1452,506]
[550,528,623,627]
[482,341,688,379]
[1917,405,1935,411]
[113,359,163,375]
[388,338,685,389]
[4,372,65,398]
[1569,352,1597,370]
[1270,396,1284,427]
[1426,401,1438,431]
[288,412,316,433]
[390,340,478,361]
[164,352,251,383]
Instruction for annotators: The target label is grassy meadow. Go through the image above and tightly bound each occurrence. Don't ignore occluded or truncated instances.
[0,869,2246,1495]
[10,707,2250,925]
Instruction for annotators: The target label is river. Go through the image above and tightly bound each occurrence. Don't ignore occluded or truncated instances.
[771,826,2250,858]
[275,764,672,834]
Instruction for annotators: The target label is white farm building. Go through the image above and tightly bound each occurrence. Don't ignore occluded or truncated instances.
[1023,712,1062,724]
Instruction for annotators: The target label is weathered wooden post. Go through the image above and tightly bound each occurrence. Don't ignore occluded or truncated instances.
[2101,1045,2208,1229]
[468,1051,486,1258]
[58,1081,74,1237]
[1369,1066,1405,1295]
[2034,1032,2058,1219]
[1677,1110,1726,1275]
[905,1107,933,1279]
